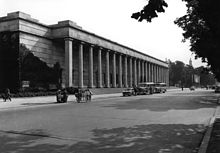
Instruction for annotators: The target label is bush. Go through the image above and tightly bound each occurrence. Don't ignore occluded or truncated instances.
[8,91,57,98]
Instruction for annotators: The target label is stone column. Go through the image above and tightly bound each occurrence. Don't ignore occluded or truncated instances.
[78,41,84,88]
[152,64,155,82]
[129,57,133,87]
[155,65,158,82]
[64,38,73,87]
[105,50,110,88]
[118,54,123,88]
[88,44,94,88]
[149,63,152,82]
[157,66,160,82]
[145,62,148,82]
[155,65,157,82]
[142,61,145,82]
[163,68,166,83]
[124,55,128,87]
[166,68,169,86]
[112,52,117,88]
[138,59,141,84]
[148,63,151,82]
[134,58,137,86]
[151,64,153,82]
[98,47,102,88]
[158,66,160,82]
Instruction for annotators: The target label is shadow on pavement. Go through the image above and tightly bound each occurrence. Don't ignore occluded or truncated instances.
[0,124,205,153]
[105,94,218,112]
[21,102,58,106]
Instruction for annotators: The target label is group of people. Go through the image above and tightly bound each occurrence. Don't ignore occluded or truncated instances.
[75,88,93,103]
[56,88,93,103]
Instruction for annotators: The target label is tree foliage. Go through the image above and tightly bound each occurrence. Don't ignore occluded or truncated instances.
[132,0,220,81]
[168,60,215,87]
[131,0,168,22]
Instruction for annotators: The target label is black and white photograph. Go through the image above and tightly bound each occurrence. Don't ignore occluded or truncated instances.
[0,0,220,152]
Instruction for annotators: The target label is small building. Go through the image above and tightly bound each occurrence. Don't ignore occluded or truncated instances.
[0,12,169,91]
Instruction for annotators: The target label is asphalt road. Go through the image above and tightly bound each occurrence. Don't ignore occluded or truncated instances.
[0,89,218,153]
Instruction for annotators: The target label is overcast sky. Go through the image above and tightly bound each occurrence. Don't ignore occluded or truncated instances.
[1,0,206,67]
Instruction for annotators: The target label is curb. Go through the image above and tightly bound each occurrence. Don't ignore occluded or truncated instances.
[198,106,220,153]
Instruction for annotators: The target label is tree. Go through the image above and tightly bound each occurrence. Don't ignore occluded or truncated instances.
[194,66,216,87]
[168,60,215,87]
[168,60,185,86]
[132,0,220,81]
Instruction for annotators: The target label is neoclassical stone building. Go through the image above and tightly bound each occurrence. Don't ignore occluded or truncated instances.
[0,12,169,90]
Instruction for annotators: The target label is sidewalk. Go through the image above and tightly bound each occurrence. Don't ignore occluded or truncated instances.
[198,106,220,153]
[0,93,122,110]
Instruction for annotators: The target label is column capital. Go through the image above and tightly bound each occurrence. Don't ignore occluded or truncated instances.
[124,54,128,58]
[64,37,73,41]
[118,53,123,56]
[90,44,95,48]
[111,50,117,54]
[79,41,85,45]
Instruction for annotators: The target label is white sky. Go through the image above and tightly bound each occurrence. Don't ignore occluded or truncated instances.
[1,0,206,67]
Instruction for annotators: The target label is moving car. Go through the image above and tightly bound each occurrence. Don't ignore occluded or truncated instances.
[122,88,135,96]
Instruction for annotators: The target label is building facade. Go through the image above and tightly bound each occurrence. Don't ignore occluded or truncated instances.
[0,12,169,91]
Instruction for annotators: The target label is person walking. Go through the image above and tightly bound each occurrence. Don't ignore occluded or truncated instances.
[86,88,93,101]
[3,88,11,102]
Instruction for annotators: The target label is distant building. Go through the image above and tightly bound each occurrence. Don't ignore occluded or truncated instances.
[189,58,193,67]
[0,12,169,91]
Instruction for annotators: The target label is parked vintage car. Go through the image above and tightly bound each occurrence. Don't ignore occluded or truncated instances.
[122,88,135,96]
[154,82,167,93]
[138,82,155,94]
[135,87,148,95]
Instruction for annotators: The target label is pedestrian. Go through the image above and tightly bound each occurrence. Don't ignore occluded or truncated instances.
[56,89,62,103]
[61,88,68,103]
[133,85,137,96]
[86,88,93,101]
[3,88,11,102]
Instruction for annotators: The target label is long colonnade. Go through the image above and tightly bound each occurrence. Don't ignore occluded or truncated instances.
[64,39,169,88]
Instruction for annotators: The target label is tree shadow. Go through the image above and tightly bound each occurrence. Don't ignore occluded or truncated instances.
[21,102,59,106]
[0,124,205,153]
[104,94,218,111]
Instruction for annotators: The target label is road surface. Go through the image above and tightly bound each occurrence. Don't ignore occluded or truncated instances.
[0,89,218,153]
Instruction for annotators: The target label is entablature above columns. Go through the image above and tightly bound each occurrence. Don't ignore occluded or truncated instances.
[53,26,168,67]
